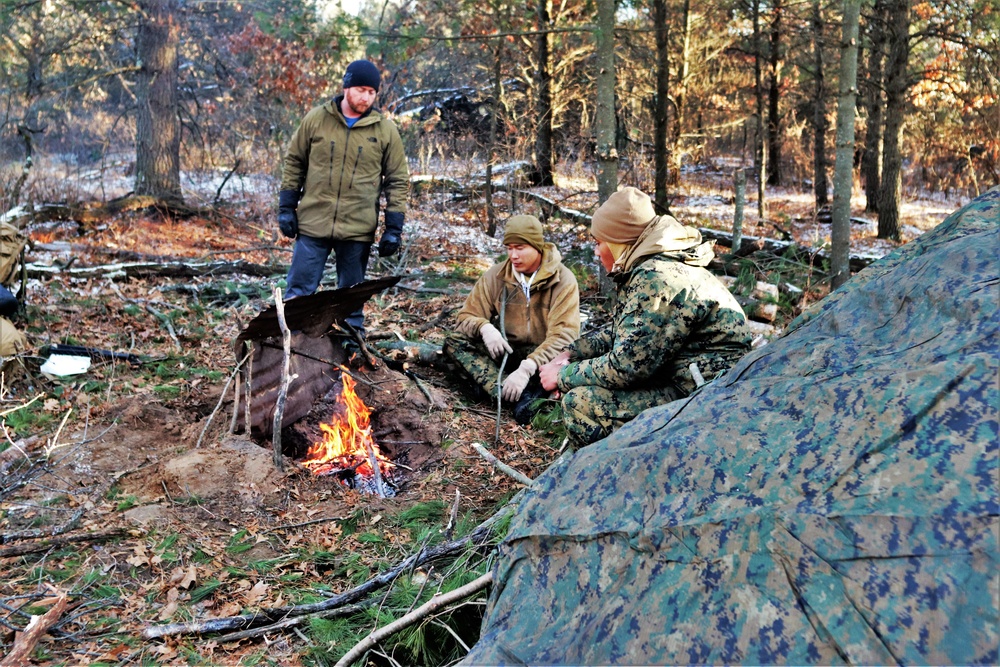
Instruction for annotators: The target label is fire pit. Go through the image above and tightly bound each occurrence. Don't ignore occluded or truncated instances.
[300,374,397,497]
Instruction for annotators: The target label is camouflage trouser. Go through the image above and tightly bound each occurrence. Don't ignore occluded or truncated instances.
[442,335,532,400]
[562,384,683,449]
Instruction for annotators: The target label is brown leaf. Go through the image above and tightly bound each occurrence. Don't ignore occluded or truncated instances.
[244,580,268,607]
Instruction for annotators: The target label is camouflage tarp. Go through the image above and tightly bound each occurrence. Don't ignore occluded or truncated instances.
[464,188,999,665]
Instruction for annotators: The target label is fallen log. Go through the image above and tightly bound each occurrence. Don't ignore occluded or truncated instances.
[25,259,282,281]
[0,528,124,559]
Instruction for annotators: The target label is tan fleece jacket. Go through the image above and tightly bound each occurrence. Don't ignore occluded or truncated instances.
[456,244,581,366]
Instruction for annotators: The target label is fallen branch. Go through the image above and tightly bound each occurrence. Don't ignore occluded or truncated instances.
[142,510,508,639]
[0,589,69,666]
[271,287,291,472]
[0,528,124,559]
[214,599,376,645]
[471,443,533,487]
[334,572,493,667]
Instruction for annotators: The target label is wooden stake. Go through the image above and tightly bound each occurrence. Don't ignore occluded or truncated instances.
[0,590,69,666]
[271,287,291,472]
[471,443,533,487]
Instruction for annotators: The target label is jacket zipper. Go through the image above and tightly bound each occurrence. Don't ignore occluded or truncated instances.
[331,126,352,236]
[328,140,335,188]
[348,146,362,189]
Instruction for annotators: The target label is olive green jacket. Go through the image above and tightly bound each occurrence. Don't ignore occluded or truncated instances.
[280,97,409,242]
[456,244,581,367]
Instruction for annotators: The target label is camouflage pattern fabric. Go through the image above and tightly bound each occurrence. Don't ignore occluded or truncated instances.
[442,334,531,399]
[462,188,1000,666]
[558,254,751,447]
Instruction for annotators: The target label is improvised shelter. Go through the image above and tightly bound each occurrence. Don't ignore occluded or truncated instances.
[464,189,999,664]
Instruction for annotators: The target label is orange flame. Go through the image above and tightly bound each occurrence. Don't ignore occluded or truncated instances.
[301,374,394,478]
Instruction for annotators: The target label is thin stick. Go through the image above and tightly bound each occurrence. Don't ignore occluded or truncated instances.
[144,303,182,353]
[271,287,291,472]
[197,351,251,448]
[333,572,493,667]
[261,515,349,534]
[495,286,511,445]
[243,342,253,435]
[471,443,533,487]
[0,529,123,558]
[444,488,460,540]
[228,367,240,434]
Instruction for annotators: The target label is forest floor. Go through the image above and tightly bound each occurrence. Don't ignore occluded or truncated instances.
[0,161,969,666]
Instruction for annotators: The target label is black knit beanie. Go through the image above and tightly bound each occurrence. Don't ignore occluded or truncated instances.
[343,60,381,92]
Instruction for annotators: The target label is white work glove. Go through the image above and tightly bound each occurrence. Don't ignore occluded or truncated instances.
[480,323,513,360]
[502,359,537,402]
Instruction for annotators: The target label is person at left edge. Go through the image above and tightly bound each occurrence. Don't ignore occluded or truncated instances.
[277,59,410,338]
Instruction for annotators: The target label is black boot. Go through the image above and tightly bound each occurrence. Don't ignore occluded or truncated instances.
[513,384,547,426]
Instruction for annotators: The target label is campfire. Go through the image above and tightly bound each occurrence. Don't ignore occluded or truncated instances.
[301,374,396,496]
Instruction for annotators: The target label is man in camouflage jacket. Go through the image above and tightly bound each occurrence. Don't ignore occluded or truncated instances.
[446,215,580,424]
[277,60,409,336]
[540,187,751,448]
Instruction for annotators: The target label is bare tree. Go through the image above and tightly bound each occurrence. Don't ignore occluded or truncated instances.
[766,0,783,187]
[860,0,888,213]
[653,0,670,209]
[877,0,909,240]
[811,0,830,208]
[135,0,182,203]
[832,0,861,290]
[595,0,618,202]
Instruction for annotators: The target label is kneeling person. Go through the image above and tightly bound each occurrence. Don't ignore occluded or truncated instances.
[540,187,752,449]
[446,215,580,424]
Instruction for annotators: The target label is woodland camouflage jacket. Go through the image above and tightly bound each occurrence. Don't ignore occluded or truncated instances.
[558,216,751,396]
[280,96,409,242]
[456,243,581,366]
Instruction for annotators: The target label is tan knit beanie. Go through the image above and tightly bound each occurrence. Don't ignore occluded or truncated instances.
[503,215,545,253]
[591,187,658,244]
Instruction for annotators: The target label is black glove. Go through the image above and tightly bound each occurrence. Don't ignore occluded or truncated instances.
[278,189,299,239]
[378,211,404,257]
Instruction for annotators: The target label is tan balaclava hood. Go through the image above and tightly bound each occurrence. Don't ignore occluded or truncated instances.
[591,187,657,244]
[503,215,545,253]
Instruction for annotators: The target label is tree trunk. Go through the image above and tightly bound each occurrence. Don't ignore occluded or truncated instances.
[861,0,887,213]
[135,0,182,203]
[529,0,554,186]
[486,42,503,237]
[766,0,783,187]
[595,0,618,203]
[753,0,767,219]
[877,0,909,241]
[812,0,829,207]
[668,0,691,185]
[831,0,861,290]
[653,0,670,209]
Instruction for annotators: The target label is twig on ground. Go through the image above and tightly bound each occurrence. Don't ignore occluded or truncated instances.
[333,572,493,667]
[444,488,460,540]
[213,599,377,644]
[197,350,251,448]
[471,443,533,487]
[143,304,182,352]
[261,515,349,534]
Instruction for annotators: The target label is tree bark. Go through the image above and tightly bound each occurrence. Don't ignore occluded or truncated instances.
[135,0,182,203]
[669,0,691,186]
[877,0,909,241]
[595,0,618,203]
[766,0,783,187]
[861,0,887,213]
[486,41,503,238]
[832,0,862,290]
[812,0,830,207]
[529,0,554,186]
[653,0,670,209]
[753,0,767,219]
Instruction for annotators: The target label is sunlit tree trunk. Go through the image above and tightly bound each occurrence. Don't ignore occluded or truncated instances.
[595,0,618,203]
[832,0,861,290]
[812,0,829,207]
[486,41,503,237]
[766,0,783,187]
[653,0,670,209]
[668,0,690,186]
[877,0,909,241]
[529,0,554,186]
[752,0,767,219]
[135,0,182,203]
[861,0,887,213]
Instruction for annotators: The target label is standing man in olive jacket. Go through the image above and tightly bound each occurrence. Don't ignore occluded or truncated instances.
[277,59,409,338]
